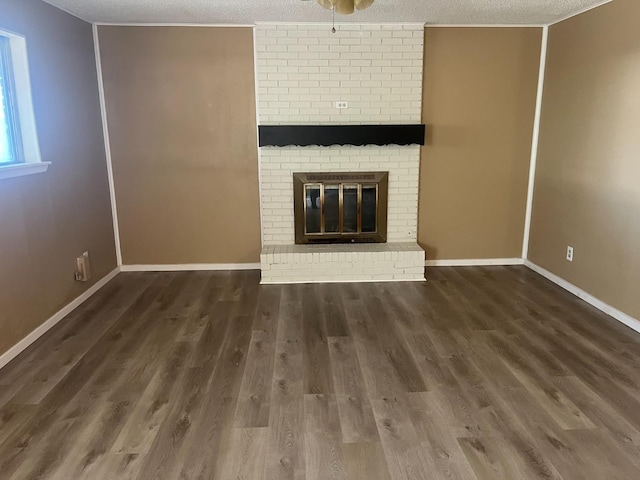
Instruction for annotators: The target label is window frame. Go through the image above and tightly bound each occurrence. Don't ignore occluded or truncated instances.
[0,35,24,165]
[0,28,48,181]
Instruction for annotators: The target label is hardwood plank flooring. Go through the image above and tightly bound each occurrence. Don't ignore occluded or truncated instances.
[1,267,640,479]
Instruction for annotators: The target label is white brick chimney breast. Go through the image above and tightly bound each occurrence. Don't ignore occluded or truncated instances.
[255,24,426,284]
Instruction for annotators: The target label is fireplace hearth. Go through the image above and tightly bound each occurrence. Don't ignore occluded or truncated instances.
[293,172,388,244]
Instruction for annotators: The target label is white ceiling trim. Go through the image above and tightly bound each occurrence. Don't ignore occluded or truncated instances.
[425,24,545,28]
[254,21,426,26]
[92,22,547,29]
[94,23,255,28]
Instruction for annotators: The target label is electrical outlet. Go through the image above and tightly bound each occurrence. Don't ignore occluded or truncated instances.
[75,251,91,282]
[336,101,349,109]
[566,246,574,262]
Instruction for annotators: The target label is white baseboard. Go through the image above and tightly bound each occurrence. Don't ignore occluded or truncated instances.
[525,261,640,335]
[426,258,525,267]
[3,258,635,374]
[0,267,121,371]
[120,263,261,272]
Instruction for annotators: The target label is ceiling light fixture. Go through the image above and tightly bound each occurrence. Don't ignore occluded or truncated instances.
[317,0,374,15]
[317,0,375,33]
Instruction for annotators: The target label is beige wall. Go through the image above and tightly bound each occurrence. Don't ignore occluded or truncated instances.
[99,26,542,265]
[0,1,116,356]
[419,27,542,260]
[98,26,261,265]
[529,0,640,319]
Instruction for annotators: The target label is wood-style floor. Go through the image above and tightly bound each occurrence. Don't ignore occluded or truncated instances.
[1,267,640,479]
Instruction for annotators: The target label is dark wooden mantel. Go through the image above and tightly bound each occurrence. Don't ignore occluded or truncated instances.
[258,124,426,147]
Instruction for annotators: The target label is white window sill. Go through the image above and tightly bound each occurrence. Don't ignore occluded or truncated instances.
[0,162,51,180]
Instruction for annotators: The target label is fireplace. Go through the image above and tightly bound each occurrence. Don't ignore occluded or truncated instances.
[256,24,425,283]
[293,172,388,244]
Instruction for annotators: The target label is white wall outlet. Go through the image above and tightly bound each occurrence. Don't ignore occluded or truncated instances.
[566,246,574,262]
[335,101,349,109]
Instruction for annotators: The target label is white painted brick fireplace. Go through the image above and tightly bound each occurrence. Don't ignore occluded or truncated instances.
[255,23,426,284]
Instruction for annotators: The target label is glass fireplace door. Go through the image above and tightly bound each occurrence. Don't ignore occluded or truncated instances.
[295,173,387,244]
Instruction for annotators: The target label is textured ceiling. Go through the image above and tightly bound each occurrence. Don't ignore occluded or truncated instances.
[43,0,608,26]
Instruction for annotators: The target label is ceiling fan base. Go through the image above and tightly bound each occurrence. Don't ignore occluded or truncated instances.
[316,0,374,15]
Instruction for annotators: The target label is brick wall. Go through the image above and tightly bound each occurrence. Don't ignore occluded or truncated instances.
[260,146,420,244]
[255,23,424,245]
[255,24,424,124]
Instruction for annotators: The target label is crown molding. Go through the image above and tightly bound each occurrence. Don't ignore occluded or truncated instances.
[93,22,255,27]
[425,24,544,28]
[254,21,426,27]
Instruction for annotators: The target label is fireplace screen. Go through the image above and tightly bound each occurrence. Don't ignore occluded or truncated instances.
[293,172,388,244]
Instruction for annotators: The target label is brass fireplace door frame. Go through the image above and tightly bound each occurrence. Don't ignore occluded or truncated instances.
[293,172,388,245]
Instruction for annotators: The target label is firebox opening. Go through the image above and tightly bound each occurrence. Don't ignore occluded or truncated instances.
[294,172,388,244]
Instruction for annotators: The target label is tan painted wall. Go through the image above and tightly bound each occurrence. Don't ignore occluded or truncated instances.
[0,1,116,356]
[419,27,542,260]
[529,0,640,320]
[98,26,261,265]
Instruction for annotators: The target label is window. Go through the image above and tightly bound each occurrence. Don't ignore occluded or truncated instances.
[0,36,22,165]
[0,29,46,180]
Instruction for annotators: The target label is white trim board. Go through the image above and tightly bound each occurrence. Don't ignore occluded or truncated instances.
[254,22,426,27]
[525,261,640,335]
[425,258,640,336]
[522,25,549,259]
[120,263,261,272]
[253,27,265,248]
[93,24,123,267]
[95,22,543,29]
[93,23,255,28]
[0,162,50,180]
[426,258,525,267]
[0,267,120,371]
[425,24,544,28]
